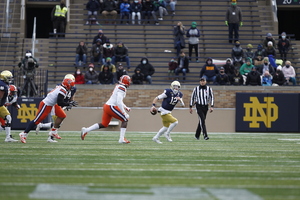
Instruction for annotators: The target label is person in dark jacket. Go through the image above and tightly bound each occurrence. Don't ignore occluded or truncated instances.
[132,68,144,84]
[277,32,290,61]
[272,66,285,86]
[222,58,235,77]
[114,63,128,83]
[200,57,219,83]
[230,68,243,85]
[101,0,118,24]
[246,67,261,86]
[257,57,275,75]
[85,63,99,84]
[75,41,88,67]
[92,29,108,45]
[98,65,114,84]
[86,0,101,25]
[136,57,155,84]
[215,67,230,85]
[231,41,244,66]
[131,0,142,25]
[142,0,154,24]
[90,39,103,64]
[253,44,265,67]
[173,21,186,57]
[225,0,243,43]
[175,51,189,81]
[112,41,131,70]
[102,40,114,64]
[186,21,200,62]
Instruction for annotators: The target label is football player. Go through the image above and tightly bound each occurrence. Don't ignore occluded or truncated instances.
[0,85,20,131]
[150,80,184,144]
[19,77,76,144]
[0,70,18,142]
[81,75,131,144]
[35,74,78,142]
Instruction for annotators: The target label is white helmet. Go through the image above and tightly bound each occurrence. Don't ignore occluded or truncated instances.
[170,80,181,94]
[64,74,75,81]
[0,70,13,84]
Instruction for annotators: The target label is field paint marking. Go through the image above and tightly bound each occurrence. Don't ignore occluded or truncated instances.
[278,139,300,141]
[29,184,262,200]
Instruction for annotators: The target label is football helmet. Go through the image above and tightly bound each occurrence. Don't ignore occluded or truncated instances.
[9,85,18,96]
[64,74,75,81]
[170,80,181,94]
[0,70,13,84]
[119,75,131,87]
[62,78,75,91]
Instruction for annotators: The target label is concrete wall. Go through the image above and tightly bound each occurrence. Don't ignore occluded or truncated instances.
[61,107,235,132]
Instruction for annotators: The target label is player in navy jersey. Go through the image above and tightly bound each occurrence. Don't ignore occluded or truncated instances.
[150,81,184,144]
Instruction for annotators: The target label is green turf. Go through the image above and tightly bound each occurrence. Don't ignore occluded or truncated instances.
[0,131,300,200]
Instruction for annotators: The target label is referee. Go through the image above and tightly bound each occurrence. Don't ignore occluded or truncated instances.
[189,77,214,140]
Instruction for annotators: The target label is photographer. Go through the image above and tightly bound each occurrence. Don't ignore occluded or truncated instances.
[18,50,39,97]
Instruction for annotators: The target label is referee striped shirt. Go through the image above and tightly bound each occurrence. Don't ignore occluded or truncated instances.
[189,85,214,107]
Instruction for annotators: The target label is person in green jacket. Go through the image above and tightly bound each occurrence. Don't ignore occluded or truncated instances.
[239,57,254,85]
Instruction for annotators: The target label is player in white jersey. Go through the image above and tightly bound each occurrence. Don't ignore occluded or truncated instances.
[81,75,131,144]
[19,78,75,143]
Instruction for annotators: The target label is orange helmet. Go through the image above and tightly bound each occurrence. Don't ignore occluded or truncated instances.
[119,75,131,87]
[62,78,75,90]
[9,85,17,96]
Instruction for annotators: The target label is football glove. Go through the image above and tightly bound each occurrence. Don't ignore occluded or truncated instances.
[225,21,228,26]
[65,105,72,111]
[69,100,78,107]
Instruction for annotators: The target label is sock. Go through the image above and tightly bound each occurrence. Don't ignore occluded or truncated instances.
[86,123,100,132]
[166,121,178,135]
[154,126,168,139]
[120,128,126,140]
[5,127,10,138]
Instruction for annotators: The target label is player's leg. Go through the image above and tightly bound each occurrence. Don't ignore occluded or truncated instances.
[49,105,66,140]
[0,107,18,142]
[152,114,168,144]
[163,114,178,142]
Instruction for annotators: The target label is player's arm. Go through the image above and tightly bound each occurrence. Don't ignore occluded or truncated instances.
[12,102,21,109]
[151,92,167,111]
[57,94,69,107]
[0,90,4,100]
[116,90,126,114]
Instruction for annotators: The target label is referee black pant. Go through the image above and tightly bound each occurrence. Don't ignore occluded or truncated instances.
[195,104,208,139]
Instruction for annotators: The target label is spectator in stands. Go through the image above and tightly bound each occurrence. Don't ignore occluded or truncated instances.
[93,29,108,45]
[240,57,254,85]
[231,41,244,67]
[244,44,255,60]
[186,21,200,62]
[277,32,290,61]
[165,0,176,15]
[86,0,101,25]
[246,66,261,86]
[261,70,272,86]
[175,51,189,82]
[225,0,243,43]
[98,65,114,84]
[112,41,131,70]
[168,57,178,80]
[114,63,128,83]
[263,33,276,49]
[230,68,243,85]
[51,0,68,37]
[222,58,235,78]
[152,0,168,25]
[90,39,103,65]
[142,0,154,24]
[85,63,99,84]
[131,0,142,25]
[215,67,230,85]
[102,0,118,24]
[253,44,265,67]
[102,40,114,65]
[200,57,219,84]
[257,57,275,75]
[100,57,116,74]
[272,66,285,86]
[132,67,144,84]
[74,68,85,84]
[136,57,155,84]
[120,0,131,24]
[264,41,276,58]
[282,60,296,85]
[173,21,186,57]
[75,41,88,67]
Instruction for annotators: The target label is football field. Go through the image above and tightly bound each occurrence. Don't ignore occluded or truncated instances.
[1,131,300,200]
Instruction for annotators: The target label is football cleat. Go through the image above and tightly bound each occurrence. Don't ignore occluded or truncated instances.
[81,127,88,140]
[118,137,130,144]
[19,132,27,143]
[49,130,61,139]
[204,136,209,140]
[47,136,57,143]
[152,137,162,144]
[35,123,42,135]
[5,135,18,142]
[164,133,173,142]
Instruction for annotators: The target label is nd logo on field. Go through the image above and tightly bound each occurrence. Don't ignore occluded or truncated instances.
[243,97,278,128]
[17,103,38,123]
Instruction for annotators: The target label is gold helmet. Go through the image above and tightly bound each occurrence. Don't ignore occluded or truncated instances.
[0,70,13,84]
[64,74,75,81]
[170,80,181,94]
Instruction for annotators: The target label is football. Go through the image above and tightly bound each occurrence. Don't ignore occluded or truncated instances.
[150,107,157,115]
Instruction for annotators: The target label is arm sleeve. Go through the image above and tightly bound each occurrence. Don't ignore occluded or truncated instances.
[57,93,69,107]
